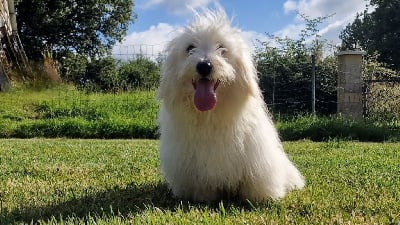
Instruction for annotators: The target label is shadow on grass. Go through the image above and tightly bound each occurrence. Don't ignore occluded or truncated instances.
[2,182,257,224]
[2,182,173,224]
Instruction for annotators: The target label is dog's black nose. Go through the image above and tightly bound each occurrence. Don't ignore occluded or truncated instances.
[196,60,213,77]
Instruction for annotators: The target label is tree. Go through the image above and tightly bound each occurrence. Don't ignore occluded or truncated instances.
[59,52,90,84]
[340,0,400,70]
[117,56,160,91]
[256,14,337,116]
[84,56,118,92]
[15,0,136,60]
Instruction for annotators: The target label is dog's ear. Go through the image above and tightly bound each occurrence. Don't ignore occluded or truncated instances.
[234,53,262,98]
[157,42,181,102]
[157,57,172,101]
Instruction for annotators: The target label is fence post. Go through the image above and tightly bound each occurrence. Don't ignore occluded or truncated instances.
[311,54,316,115]
[336,50,365,119]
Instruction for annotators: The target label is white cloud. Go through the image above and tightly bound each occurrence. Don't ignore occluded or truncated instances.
[115,0,369,59]
[240,30,269,52]
[112,23,179,60]
[139,0,217,15]
[274,23,306,40]
[285,0,366,22]
[113,22,268,60]
[278,0,367,48]
[283,0,298,14]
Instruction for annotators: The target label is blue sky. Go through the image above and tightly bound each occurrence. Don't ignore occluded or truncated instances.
[128,1,288,34]
[113,0,368,58]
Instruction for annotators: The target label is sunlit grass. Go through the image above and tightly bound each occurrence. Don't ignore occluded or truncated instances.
[1,85,399,140]
[0,139,399,224]
[0,85,159,139]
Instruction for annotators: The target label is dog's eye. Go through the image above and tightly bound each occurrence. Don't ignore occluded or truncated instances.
[216,44,227,55]
[186,45,195,53]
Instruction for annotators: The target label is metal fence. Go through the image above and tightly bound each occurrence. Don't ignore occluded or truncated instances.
[363,78,400,120]
[79,45,399,121]
[112,44,166,61]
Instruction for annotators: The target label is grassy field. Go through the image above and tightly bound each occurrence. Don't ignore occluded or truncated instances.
[0,85,159,139]
[1,85,399,141]
[0,139,399,224]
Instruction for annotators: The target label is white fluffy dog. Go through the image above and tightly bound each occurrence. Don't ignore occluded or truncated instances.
[158,8,305,202]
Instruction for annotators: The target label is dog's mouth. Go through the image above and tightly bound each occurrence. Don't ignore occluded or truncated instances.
[192,78,220,111]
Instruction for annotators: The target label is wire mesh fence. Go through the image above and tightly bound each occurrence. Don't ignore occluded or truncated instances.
[364,79,400,121]
[38,45,400,121]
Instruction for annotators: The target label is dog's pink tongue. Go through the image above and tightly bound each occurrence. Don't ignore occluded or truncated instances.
[194,79,217,111]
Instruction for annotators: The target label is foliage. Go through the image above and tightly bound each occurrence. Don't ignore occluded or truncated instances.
[0,139,399,224]
[315,57,337,114]
[59,55,161,92]
[362,53,400,122]
[15,0,136,60]
[256,14,337,115]
[84,56,119,92]
[277,115,400,142]
[59,52,90,84]
[362,53,400,81]
[339,0,400,70]
[365,82,400,122]
[117,56,161,90]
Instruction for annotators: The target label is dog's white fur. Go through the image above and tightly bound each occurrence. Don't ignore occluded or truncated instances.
[158,8,305,202]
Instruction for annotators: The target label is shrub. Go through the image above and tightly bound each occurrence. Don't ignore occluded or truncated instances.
[255,15,337,116]
[84,56,119,92]
[60,54,119,92]
[362,53,400,122]
[277,115,400,142]
[59,52,90,85]
[59,54,161,92]
[117,57,160,90]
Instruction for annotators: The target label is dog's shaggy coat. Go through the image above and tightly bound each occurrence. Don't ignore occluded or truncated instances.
[158,9,305,202]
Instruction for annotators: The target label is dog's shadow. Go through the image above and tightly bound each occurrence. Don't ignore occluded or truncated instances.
[3,182,257,224]
[3,182,173,224]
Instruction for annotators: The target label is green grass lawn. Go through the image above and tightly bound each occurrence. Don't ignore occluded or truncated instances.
[0,139,399,224]
[1,85,399,141]
[0,85,159,139]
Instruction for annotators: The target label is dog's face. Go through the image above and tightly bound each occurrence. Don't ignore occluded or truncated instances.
[159,9,259,112]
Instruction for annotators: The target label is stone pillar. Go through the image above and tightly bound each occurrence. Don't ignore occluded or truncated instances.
[337,50,365,119]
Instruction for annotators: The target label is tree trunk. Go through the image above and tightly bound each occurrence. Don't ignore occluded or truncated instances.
[0,65,10,91]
